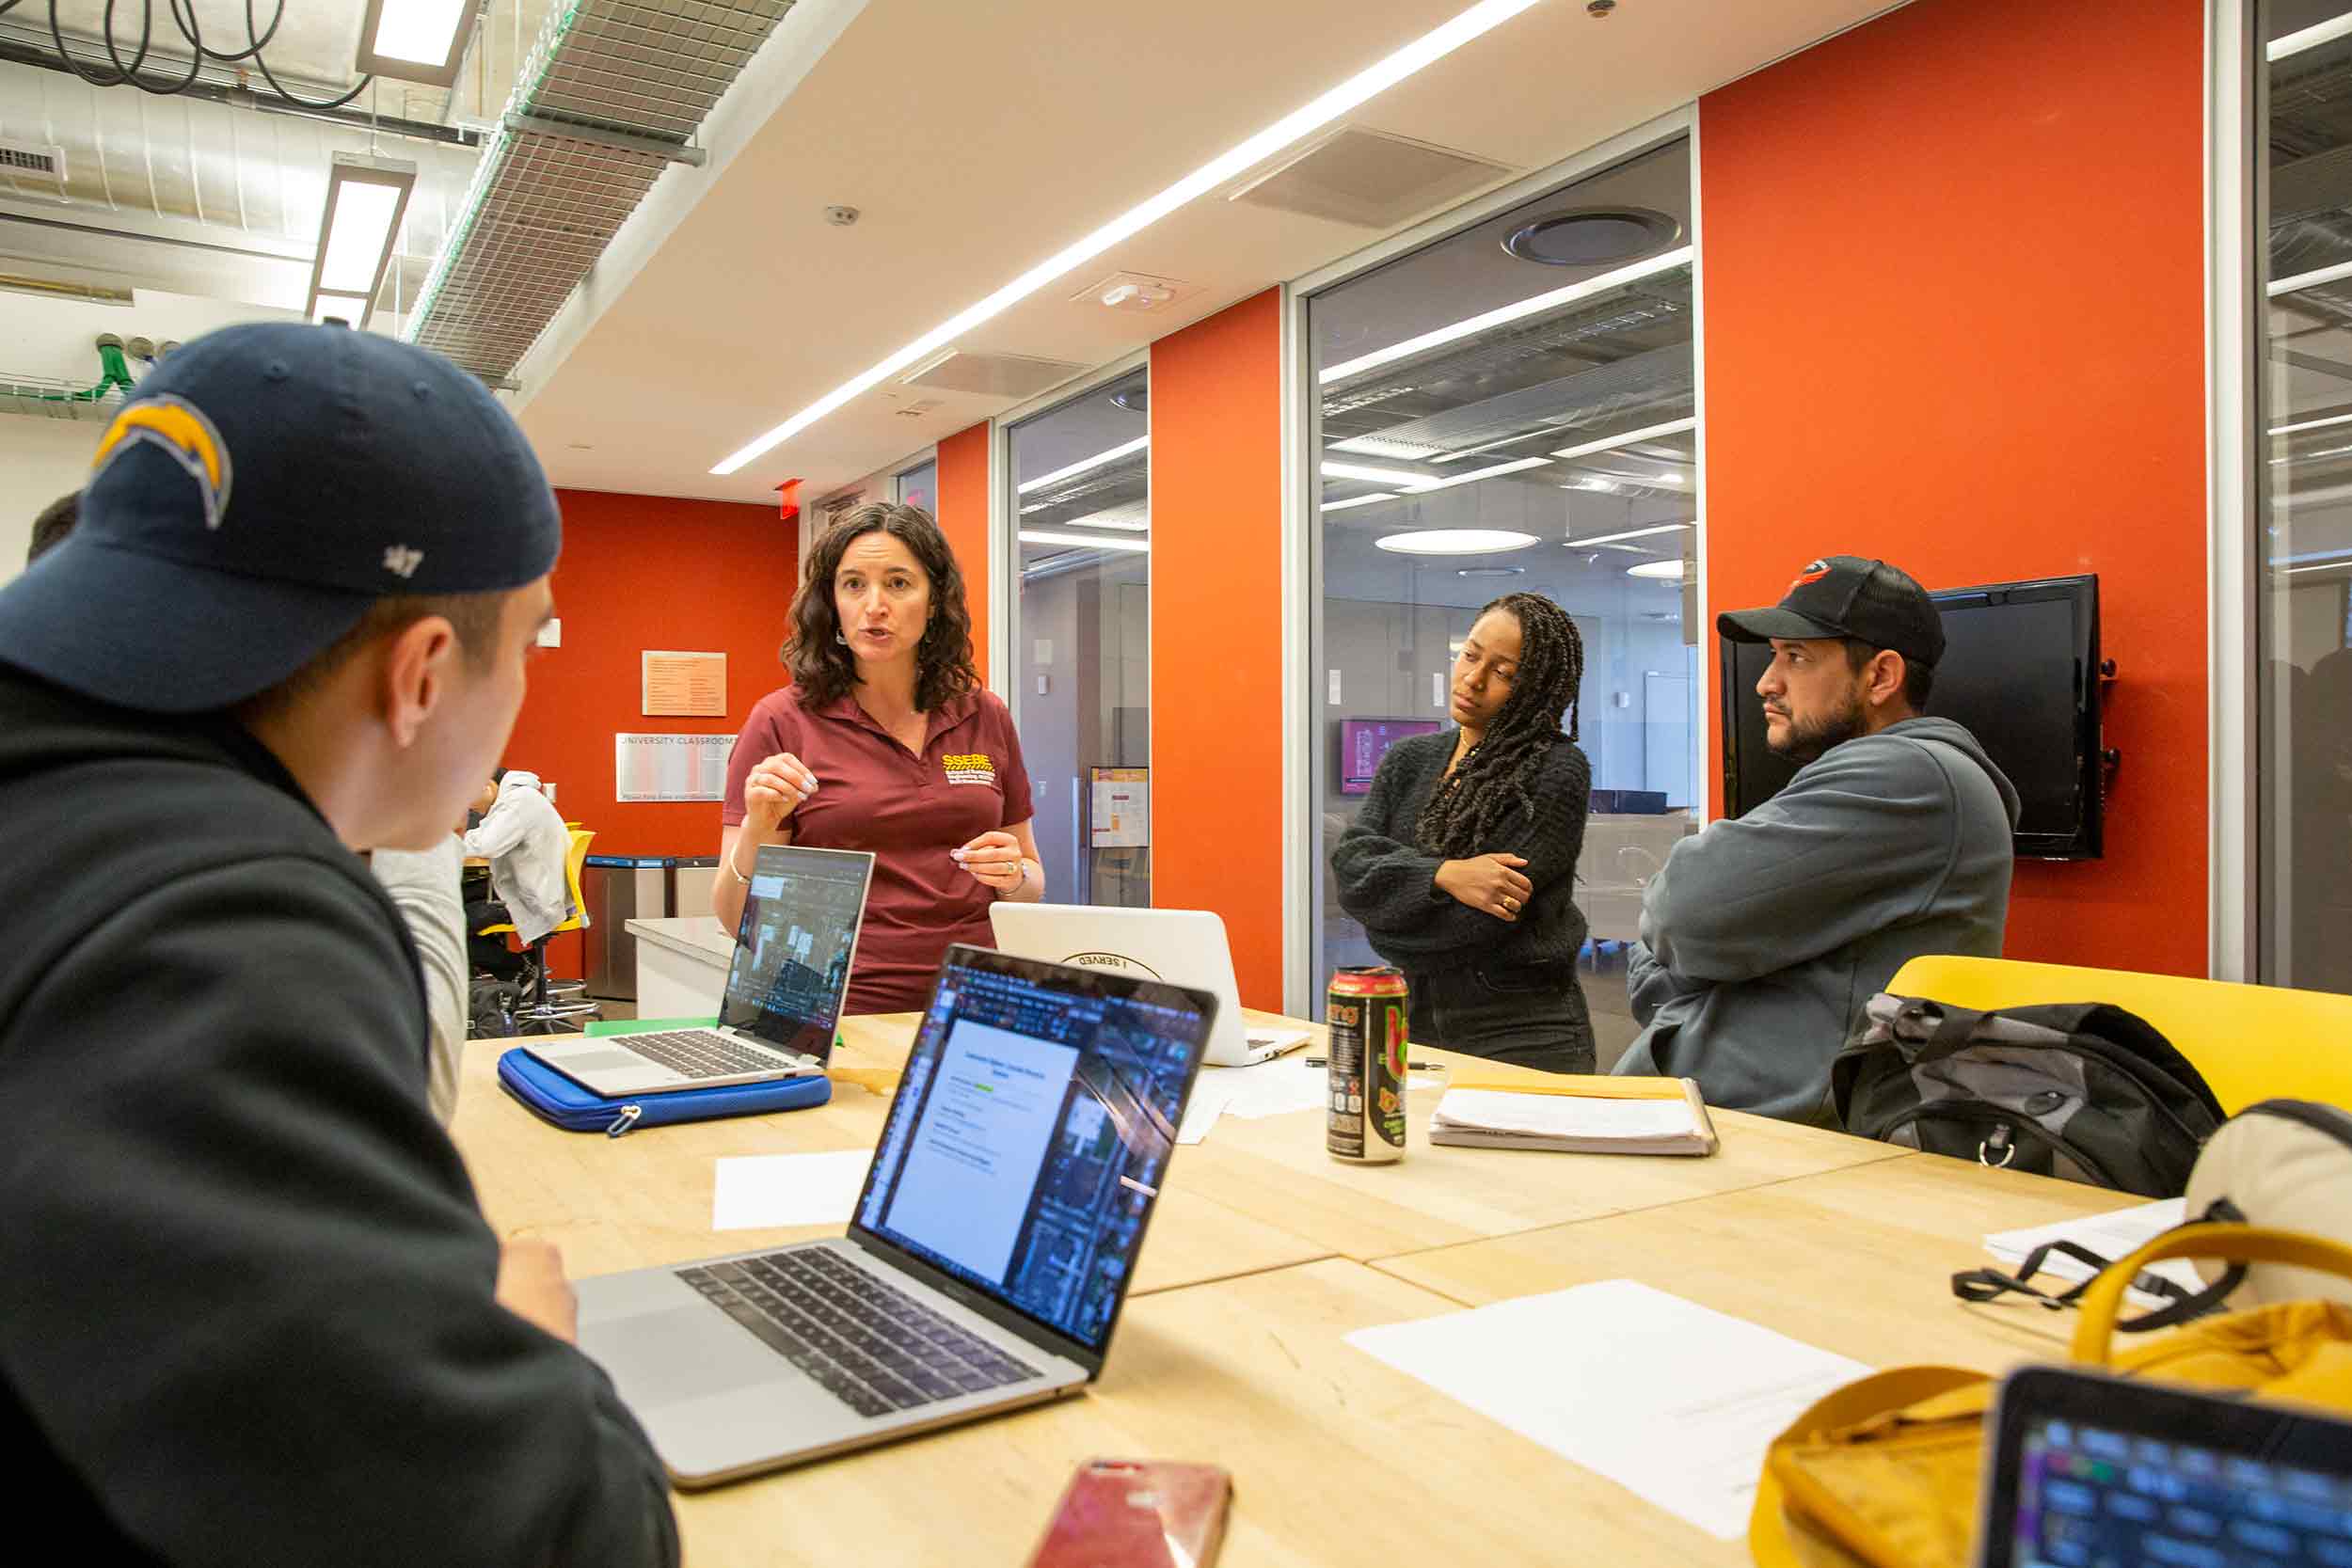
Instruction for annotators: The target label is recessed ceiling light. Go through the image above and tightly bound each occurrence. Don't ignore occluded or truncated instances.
[1550,416,1698,463]
[1455,565,1525,578]
[1020,530,1152,554]
[1319,247,1690,385]
[1409,456,1549,491]
[1627,559,1686,580]
[1375,530,1539,556]
[1565,522,1694,547]
[1322,492,1397,513]
[1502,206,1682,267]
[712,0,1548,476]
[1110,386,1149,414]
[1017,436,1149,493]
[1323,460,1435,488]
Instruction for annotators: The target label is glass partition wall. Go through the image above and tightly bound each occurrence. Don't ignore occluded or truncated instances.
[1306,137,1696,1053]
[2262,4,2352,991]
[1008,368,1152,907]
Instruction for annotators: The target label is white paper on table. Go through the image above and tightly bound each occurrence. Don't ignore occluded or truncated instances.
[1982,1196,2201,1308]
[1201,1059,1339,1120]
[1346,1279,1868,1540]
[711,1149,874,1229]
[1430,1087,1697,1140]
[1175,1082,1231,1145]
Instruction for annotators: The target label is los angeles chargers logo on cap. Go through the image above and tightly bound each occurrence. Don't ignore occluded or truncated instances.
[92,395,233,531]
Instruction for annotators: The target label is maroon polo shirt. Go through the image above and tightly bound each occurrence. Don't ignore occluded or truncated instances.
[723,683,1034,1015]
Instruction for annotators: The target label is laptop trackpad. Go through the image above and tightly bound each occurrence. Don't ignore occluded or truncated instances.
[548,1049,655,1074]
[589,1307,791,1408]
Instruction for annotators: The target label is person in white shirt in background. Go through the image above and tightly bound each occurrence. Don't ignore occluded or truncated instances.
[462,769,576,984]
[368,831,469,1122]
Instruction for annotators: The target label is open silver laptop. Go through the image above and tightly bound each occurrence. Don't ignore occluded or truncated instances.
[525,844,874,1097]
[988,903,1311,1066]
[573,943,1217,1486]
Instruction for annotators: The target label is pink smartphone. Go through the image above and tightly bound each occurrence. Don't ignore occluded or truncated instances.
[1025,1459,1233,1568]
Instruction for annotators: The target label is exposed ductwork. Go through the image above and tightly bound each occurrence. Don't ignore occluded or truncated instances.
[404,0,793,381]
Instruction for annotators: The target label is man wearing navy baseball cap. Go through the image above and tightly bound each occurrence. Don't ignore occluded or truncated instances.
[0,324,675,1567]
[1613,556,2021,1121]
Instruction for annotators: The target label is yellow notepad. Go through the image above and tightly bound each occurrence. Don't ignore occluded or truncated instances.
[1429,1075,1719,1155]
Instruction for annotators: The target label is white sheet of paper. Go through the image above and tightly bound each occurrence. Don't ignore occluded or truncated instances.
[1200,1059,1335,1120]
[1347,1279,1868,1540]
[1983,1196,2201,1307]
[1175,1082,1231,1145]
[1430,1087,1697,1139]
[711,1150,874,1230]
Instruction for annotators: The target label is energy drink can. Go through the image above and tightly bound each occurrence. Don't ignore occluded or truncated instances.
[1326,966,1408,1164]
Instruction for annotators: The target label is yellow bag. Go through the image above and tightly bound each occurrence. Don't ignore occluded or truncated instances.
[1748,1224,2352,1568]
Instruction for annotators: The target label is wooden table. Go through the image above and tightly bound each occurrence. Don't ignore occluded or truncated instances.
[453,1014,2137,1566]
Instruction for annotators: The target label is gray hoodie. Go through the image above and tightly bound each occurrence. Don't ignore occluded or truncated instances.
[1613,716,2021,1121]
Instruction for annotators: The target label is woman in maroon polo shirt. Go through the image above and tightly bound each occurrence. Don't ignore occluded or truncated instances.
[715,502,1044,1015]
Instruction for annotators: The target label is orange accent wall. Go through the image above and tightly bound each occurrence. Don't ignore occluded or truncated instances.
[1698,0,2207,975]
[1151,290,1286,1006]
[936,421,992,685]
[501,487,798,975]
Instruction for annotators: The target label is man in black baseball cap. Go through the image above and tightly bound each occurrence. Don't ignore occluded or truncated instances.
[1613,555,2021,1122]
[0,324,675,1567]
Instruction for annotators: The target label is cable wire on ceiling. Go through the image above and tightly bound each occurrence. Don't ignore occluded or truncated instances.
[33,0,373,108]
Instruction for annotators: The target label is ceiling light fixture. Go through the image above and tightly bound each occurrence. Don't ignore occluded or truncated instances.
[1329,435,1444,460]
[1322,460,1436,488]
[1375,529,1539,556]
[2269,12,2352,61]
[1322,492,1399,513]
[1564,522,1695,547]
[304,154,416,330]
[1019,530,1152,554]
[712,0,1545,476]
[1627,559,1686,580]
[1057,514,1152,532]
[1549,415,1698,463]
[1017,436,1150,493]
[1318,245,1692,386]
[2270,411,2352,437]
[2285,557,2352,575]
[1407,455,1550,491]
[1455,565,1525,578]
[355,0,483,87]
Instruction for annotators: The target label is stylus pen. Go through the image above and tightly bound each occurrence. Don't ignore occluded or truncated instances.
[1301,1056,1446,1071]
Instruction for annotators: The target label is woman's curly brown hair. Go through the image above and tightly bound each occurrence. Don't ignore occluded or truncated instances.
[786,502,979,712]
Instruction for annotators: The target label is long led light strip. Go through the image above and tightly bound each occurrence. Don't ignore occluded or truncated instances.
[2270,13,2352,61]
[2270,410,2352,437]
[1321,491,1398,513]
[1019,530,1152,554]
[1563,521,1693,547]
[712,0,1544,476]
[1550,415,1698,463]
[1318,246,1692,386]
[1017,436,1150,493]
[2270,257,2352,297]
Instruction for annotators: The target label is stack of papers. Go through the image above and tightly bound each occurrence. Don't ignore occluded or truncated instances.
[1981,1196,2203,1310]
[1347,1280,1868,1539]
[1429,1081,1716,1155]
[710,1149,874,1230]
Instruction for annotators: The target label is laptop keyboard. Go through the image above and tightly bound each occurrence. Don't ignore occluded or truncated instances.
[621,1029,791,1080]
[677,1247,1042,1418]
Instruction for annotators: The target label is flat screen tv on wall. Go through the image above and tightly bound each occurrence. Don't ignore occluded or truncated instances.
[1337,718,1445,796]
[1720,574,2103,860]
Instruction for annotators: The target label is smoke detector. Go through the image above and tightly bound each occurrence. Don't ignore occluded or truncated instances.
[1073,271,1200,314]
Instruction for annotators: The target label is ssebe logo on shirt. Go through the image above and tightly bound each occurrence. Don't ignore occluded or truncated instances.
[942,752,996,786]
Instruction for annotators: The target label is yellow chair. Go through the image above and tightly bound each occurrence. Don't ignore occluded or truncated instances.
[481,827,599,1034]
[1887,955,2352,1115]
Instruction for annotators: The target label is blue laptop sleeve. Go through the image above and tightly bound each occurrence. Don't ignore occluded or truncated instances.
[497,1046,832,1136]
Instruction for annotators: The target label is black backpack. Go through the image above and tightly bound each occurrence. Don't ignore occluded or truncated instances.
[1830,993,2226,1197]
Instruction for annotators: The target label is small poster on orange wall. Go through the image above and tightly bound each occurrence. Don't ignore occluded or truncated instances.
[641,650,726,717]
[616,733,736,802]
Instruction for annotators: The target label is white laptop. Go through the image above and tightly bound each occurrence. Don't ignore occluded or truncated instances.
[524,844,874,1097]
[573,943,1217,1486]
[988,903,1311,1067]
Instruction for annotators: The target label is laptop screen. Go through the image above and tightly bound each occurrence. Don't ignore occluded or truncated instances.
[1982,1370,2352,1568]
[720,845,874,1058]
[851,945,1212,1359]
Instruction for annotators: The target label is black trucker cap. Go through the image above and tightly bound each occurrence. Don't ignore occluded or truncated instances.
[1716,555,1944,669]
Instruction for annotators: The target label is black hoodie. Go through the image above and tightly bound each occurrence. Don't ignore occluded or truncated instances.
[0,663,676,1568]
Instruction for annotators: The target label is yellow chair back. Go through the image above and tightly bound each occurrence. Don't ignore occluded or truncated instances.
[551,827,595,935]
[1886,954,2352,1115]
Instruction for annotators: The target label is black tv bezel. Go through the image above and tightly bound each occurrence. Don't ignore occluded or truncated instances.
[1718,572,2102,861]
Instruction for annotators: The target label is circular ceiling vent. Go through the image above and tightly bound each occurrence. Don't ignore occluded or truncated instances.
[1110,387,1148,414]
[1503,206,1681,267]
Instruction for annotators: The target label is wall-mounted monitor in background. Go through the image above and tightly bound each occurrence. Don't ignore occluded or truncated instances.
[1337,718,1446,796]
[1720,574,2102,860]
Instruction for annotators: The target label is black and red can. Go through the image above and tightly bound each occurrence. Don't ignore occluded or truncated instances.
[1326,966,1408,1164]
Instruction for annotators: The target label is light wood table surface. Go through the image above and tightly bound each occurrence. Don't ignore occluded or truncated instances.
[453,1022,1331,1293]
[454,1010,2144,1566]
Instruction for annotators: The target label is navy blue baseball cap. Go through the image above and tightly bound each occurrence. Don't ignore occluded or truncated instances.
[0,322,560,713]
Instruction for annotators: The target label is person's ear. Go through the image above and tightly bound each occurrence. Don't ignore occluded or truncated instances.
[382,614,461,748]
[1865,650,1907,709]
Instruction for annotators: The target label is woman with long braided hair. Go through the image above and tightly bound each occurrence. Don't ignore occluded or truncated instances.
[1331,592,1597,1072]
